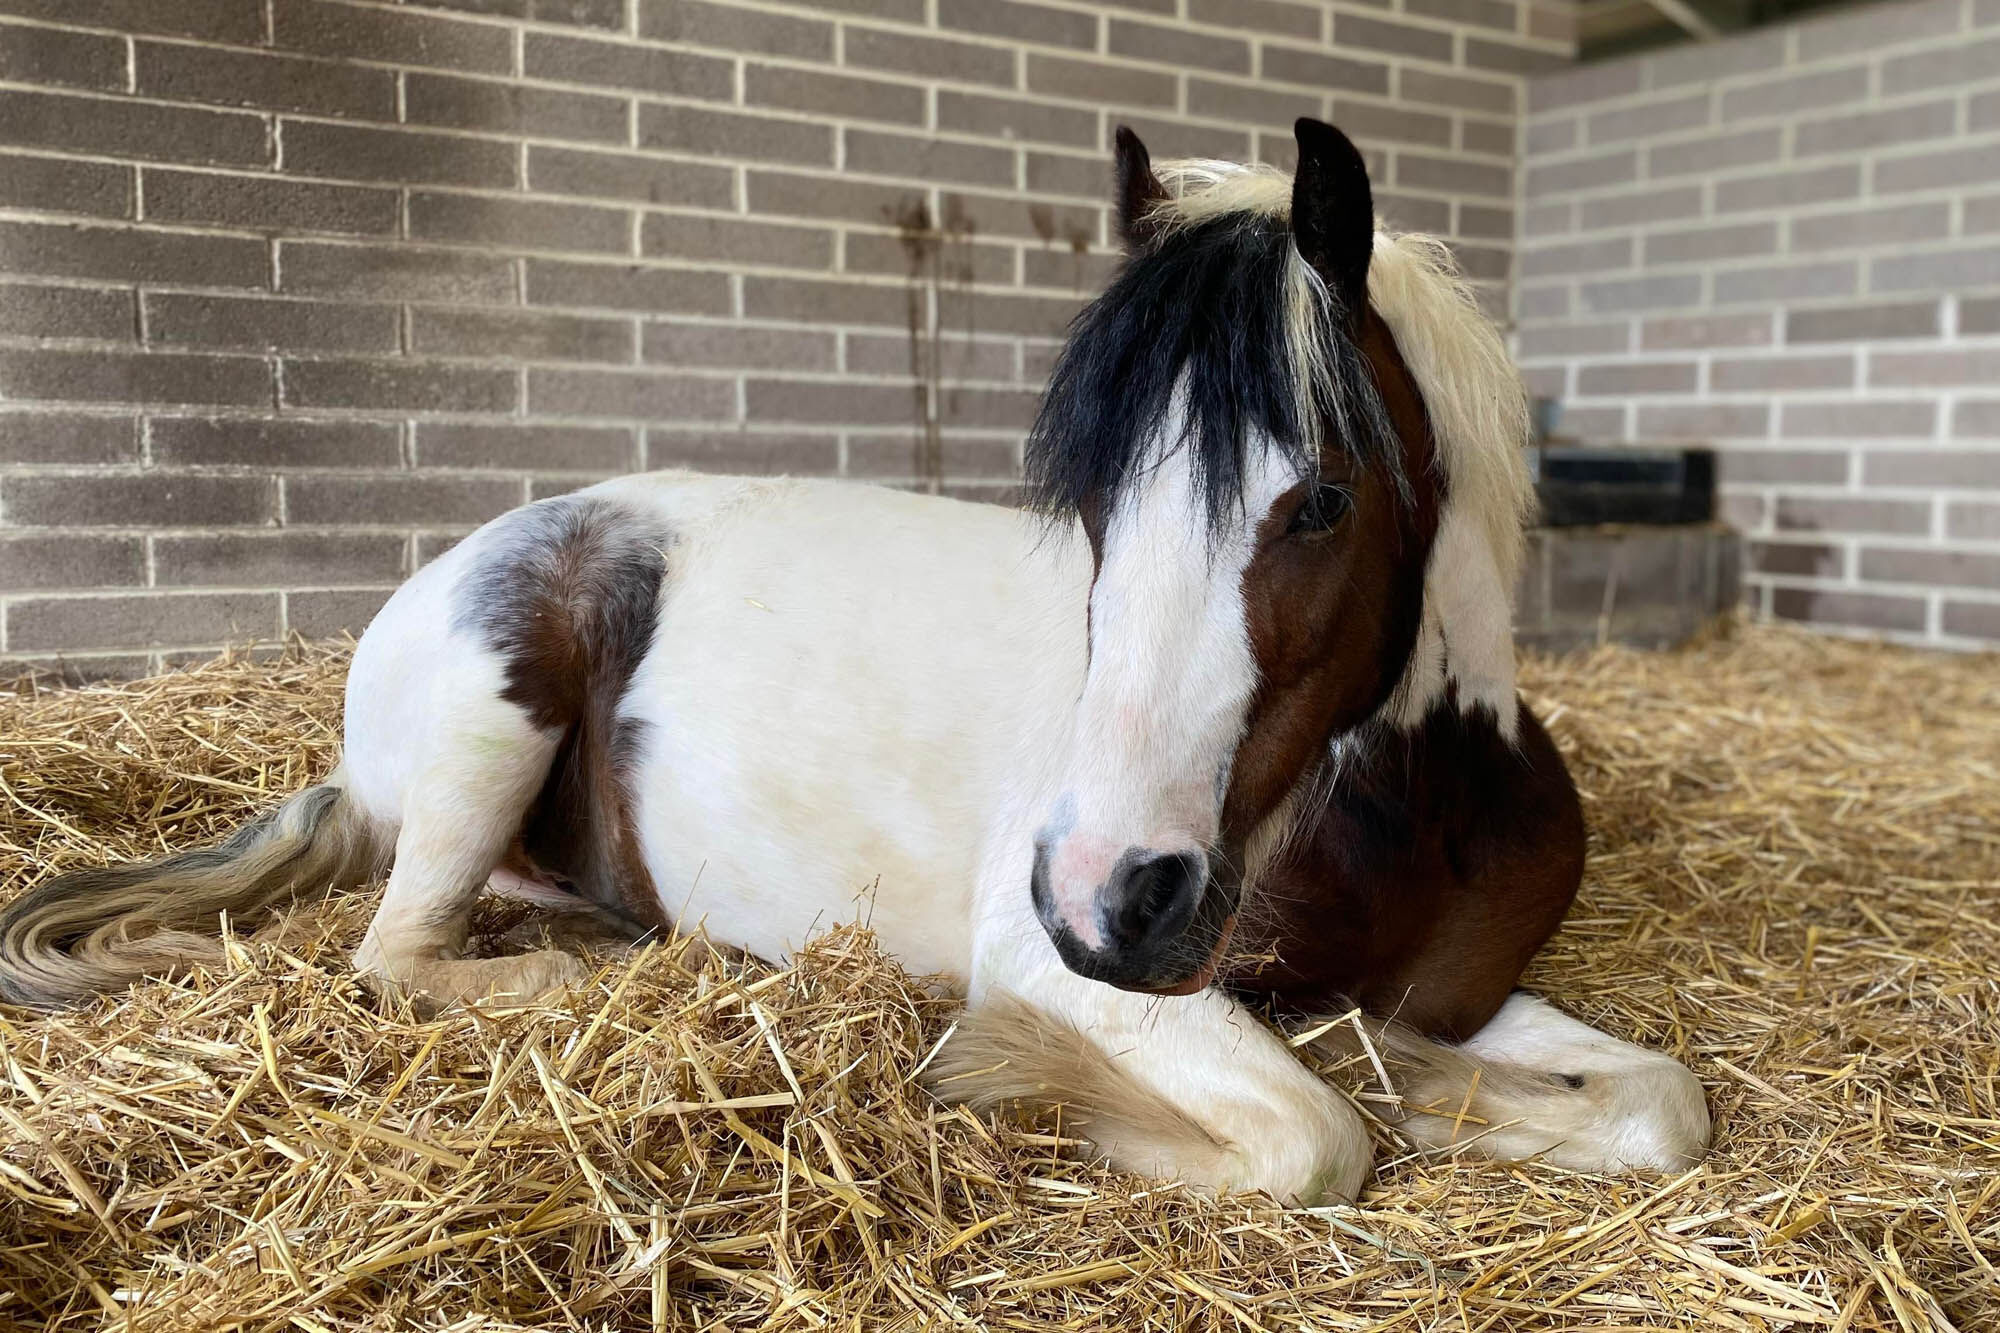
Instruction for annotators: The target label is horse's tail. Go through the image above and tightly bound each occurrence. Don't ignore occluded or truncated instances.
[0,773,389,1008]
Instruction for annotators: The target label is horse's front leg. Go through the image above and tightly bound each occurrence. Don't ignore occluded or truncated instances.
[935,942,1371,1205]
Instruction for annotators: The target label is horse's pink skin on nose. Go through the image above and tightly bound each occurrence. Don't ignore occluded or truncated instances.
[1050,834,1117,947]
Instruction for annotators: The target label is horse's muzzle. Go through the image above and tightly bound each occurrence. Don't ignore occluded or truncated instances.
[1031,844,1239,993]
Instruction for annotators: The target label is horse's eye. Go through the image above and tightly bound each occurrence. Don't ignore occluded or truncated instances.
[1287,482,1353,538]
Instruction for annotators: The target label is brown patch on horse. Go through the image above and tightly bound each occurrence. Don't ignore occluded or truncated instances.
[1220,308,1442,846]
[457,498,670,931]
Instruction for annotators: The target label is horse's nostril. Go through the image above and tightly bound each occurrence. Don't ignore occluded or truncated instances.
[1104,850,1206,950]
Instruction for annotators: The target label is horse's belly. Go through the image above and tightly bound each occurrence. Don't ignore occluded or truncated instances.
[615,476,1091,983]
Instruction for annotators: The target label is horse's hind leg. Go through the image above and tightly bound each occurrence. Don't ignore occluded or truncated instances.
[351,673,583,1008]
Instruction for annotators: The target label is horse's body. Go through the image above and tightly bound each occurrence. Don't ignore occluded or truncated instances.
[0,122,1709,1202]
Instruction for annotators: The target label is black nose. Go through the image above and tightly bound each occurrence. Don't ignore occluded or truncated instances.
[1101,849,1206,955]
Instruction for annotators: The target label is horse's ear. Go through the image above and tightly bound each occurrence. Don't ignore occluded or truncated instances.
[1113,125,1167,252]
[1290,118,1373,313]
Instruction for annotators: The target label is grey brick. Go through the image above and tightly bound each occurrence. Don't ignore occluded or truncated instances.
[1026,150,1111,199]
[287,588,394,638]
[1457,204,1514,240]
[134,42,396,119]
[156,532,405,586]
[1109,18,1248,74]
[937,91,1098,148]
[1634,402,1770,440]
[640,213,834,269]
[0,88,267,169]
[849,25,1018,84]
[1795,0,1963,60]
[1574,360,1697,395]
[745,62,924,124]
[0,411,137,465]
[3,472,274,526]
[409,191,630,254]
[935,287,1083,338]
[1781,400,1935,439]
[1528,61,1640,113]
[1381,192,1454,233]
[1333,11,1453,60]
[1464,37,1568,77]
[1796,101,1956,159]
[1771,587,1926,634]
[523,32,732,99]
[1027,52,1178,107]
[1644,222,1776,267]
[1776,495,1931,536]
[0,151,130,219]
[939,0,1100,45]
[411,307,635,363]
[1872,246,2000,294]
[639,103,833,166]
[1869,347,2000,389]
[1710,353,1854,392]
[1405,0,1515,28]
[1189,0,1318,35]
[1749,539,1843,577]
[0,534,144,590]
[1397,153,1511,199]
[1579,185,1702,231]
[1191,79,1325,129]
[282,121,518,189]
[942,190,1100,243]
[1517,284,1569,319]
[844,129,1018,187]
[645,428,838,475]
[1714,162,1860,215]
[1641,313,1773,352]
[1790,202,1951,254]
[526,368,737,420]
[147,294,399,354]
[1587,92,1709,147]
[0,0,262,42]
[1549,404,1626,441]
[846,231,1017,285]
[1525,149,1635,196]
[1460,118,1514,156]
[642,0,835,57]
[1976,88,2000,133]
[1964,298,2000,336]
[1948,502,2000,540]
[271,0,513,74]
[746,378,913,424]
[1713,261,1856,306]
[850,432,1022,476]
[1109,115,1248,161]
[1397,68,1513,115]
[1517,321,1629,358]
[0,281,133,341]
[849,331,1017,380]
[1642,29,1784,88]
[144,171,399,237]
[748,170,927,227]
[1968,193,2000,236]
[7,592,280,651]
[1722,450,1849,484]
[281,358,518,413]
[1786,300,1939,344]
[1942,599,2000,642]
[1874,144,2000,194]
[741,275,909,327]
[1518,236,1631,279]
[288,474,522,525]
[0,21,126,89]
[527,146,733,209]
[407,72,629,145]
[643,322,837,372]
[1524,117,1576,155]
[149,416,401,467]
[1261,45,1390,97]
[1023,247,1121,290]
[1648,128,1780,179]
[1578,274,1702,314]
[0,347,270,407]
[1863,450,2000,488]
[280,242,517,303]
[525,259,732,315]
[1952,400,2000,437]
[1719,66,1867,122]
[418,0,624,26]
[1720,491,1768,529]
[0,220,267,289]
[1860,547,2000,592]
[414,422,634,471]
[1331,98,1452,147]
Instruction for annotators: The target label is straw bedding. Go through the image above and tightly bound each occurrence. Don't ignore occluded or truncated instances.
[0,623,1994,1332]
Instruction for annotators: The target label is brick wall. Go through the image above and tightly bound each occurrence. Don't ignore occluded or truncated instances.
[1516,0,2000,648]
[0,0,1569,675]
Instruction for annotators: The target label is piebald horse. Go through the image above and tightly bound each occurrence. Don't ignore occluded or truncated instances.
[0,122,1707,1203]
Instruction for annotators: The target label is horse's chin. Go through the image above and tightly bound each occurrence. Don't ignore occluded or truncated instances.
[1111,912,1237,997]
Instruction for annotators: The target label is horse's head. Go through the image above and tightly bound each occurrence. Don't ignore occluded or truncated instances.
[1025,119,1532,995]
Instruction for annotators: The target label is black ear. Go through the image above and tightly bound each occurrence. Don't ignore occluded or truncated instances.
[1112,125,1168,252]
[1290,118,1373,314]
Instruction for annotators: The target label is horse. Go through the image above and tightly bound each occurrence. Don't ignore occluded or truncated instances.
[0,120,1708,1204]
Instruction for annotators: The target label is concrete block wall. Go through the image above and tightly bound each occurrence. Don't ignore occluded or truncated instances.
[1515,0,2000,649]
[0,0,1570,676]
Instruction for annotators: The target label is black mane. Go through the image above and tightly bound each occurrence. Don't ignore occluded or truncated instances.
[1025,210,1400,534]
